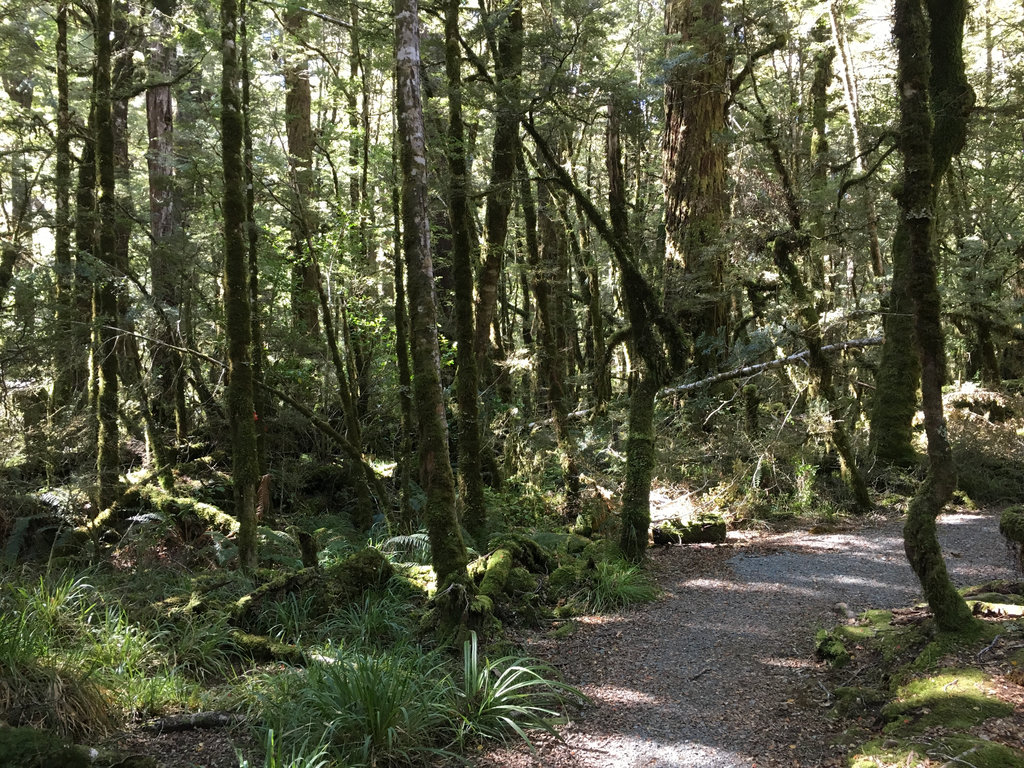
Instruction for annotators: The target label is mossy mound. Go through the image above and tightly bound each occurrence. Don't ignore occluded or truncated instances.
[652,515,726,546]
[881,668,1012,734]
[815,628,851,667]
[850,735,1024,768]
[0,726,158,768]
[0,727,92,768]
[469,534,557,627]
[233,547,393,628]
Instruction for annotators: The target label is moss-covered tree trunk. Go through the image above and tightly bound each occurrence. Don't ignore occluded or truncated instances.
[283,8,318,335]
[221,0,259,570]
[94,0,122,510]
[396,0,470,603]
[146,0,188,442]
[521,150,581,516]
[240,0,267,475]
[53,0,75,407]
[445,0,487,547]
[895,0,973,632]
[873,0,975,468]
[663,0,729,373]
[473,0,523,380]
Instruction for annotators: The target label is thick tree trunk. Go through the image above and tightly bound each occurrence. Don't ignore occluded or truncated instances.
[222,0,259,569]
[663,0,729,372]
[445,0,487,548]
[895,0,973,632]
[395,0,470,600]
[284,9,318,335]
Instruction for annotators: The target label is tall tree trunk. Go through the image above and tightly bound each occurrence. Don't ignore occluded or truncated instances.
[663,0,729,373]
[53,0,75,406]
[896,0,973,632]
[284,9,318,335]
[473,0,523,379]
[829,0,884,278]
[94,0,122,509]
[392,170,415,530]
[520,149,581,516]
[147,0,188,441]
[222,0,259,569]
[445,0,487,547]
[241,0,267,474]
[396,0,470,604]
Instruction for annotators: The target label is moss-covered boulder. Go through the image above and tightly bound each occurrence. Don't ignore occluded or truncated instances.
[652,516,727,546]
[1000,505,1024,545]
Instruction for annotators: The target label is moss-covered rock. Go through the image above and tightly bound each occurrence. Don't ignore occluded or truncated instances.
[652,516,726,546]
[999,505,1024,545]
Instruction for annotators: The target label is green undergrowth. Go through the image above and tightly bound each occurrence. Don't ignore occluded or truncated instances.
[816,581,1024,767]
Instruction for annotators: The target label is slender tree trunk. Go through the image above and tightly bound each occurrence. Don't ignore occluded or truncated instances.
[396,0,469,600]
[829,0,884,278]
[896,0,973,632]
[392,176,415,530]
[222,0,259,569]
[94,0,122,510]
[445,0,487,547]
[473,0,523,379]
[53,0,75,406]
[520,150,581,515]
[240,0,267,474]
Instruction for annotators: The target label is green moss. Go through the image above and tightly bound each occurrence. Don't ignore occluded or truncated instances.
[999,505,1024,545]
[851,735,1024,768]
[652,516,726,545]
[882,668,1012,734]
[815,628,851,667]
[0,727,92,768]
[834,686,887,718]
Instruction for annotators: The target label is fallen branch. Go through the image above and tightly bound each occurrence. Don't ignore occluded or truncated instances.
[527,336,882,428]
[658,337,883,398]
[139,712,244,733]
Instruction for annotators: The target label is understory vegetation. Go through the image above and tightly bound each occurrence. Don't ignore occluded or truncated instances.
[3,382,1024,766]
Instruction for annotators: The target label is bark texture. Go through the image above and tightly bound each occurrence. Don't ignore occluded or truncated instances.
[445,0,487,547]
[895,0,974,632]
[663,0,728,372]
[395,0,470,599]
[222,0,259,569]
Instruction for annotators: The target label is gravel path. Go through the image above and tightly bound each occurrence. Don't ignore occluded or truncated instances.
[478,508,1017,768]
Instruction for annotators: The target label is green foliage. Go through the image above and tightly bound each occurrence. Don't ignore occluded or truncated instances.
[456,631,583,748]
[571,559,658,613]
[237,729,330,768]
[252,644,452,767]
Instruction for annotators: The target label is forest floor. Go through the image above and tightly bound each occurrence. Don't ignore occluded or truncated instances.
[472,506,1019,768]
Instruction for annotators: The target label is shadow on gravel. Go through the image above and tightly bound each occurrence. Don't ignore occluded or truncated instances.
[513,510,1017,768]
